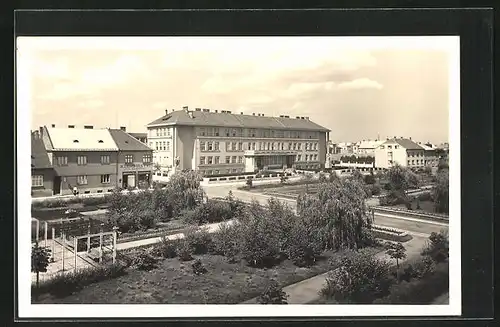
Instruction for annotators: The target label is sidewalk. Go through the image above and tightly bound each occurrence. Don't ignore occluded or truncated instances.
[241,234,428,304]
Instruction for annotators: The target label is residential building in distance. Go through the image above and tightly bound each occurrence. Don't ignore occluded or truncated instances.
[354,139,385,156]
[127,131,148,144]
[146,106,330,177]
[337,142,354,155]
[419,142,439,167]
[31,131,55,197]
[108,129,154,189]
[374,137,425,169]
[36,125,154,195]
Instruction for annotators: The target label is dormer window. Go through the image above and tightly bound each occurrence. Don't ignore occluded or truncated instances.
[73,140,79,143]
[98,140,104,143]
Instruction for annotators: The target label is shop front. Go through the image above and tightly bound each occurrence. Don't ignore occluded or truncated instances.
[119,163,153,189]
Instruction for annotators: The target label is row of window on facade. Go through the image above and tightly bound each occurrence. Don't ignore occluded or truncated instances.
[56,154,152,166]
[150,127,172,137]
[199,140,319,152]
[31,174,111,187]
[199,153,319,165]
[196,127,320,139]
[150,141,171,151]
[201,168,244,176]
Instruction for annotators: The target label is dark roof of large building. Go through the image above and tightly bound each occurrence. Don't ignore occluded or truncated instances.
[146,109,330,132]
[31,134,52,169]
[128,132,147,138]
[381,138,424,150]
[108,129,152,151]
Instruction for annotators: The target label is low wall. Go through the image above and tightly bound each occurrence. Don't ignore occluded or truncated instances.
[201,172,295,185]
[372,206,449,222]
[372,224,413,242]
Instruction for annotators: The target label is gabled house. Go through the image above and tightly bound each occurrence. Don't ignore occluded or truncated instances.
[31,132,55,197]
[374,137,425,169]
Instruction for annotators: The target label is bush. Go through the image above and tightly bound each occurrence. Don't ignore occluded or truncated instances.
[286,222,323,267]
[176,239,194,261]
[421,230,449,263]
[246,178,253,188]
[130,249,159,271]
[183,227,213,254]
[182,200,234,225]
[150,236,178,258]
[321,250,394,303]
[210,222,240,261]
[191,259,208,275]
[257,279,288,304]
[32,263,127,298]
[373,262,449,304]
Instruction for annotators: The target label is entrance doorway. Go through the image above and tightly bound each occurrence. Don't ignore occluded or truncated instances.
[53,176,61,195]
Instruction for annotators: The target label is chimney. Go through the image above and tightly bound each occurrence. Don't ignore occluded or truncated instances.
[240,112,243,115]
[183,106,189,112]
[165,109,168,115]
[120,126,126,132]
[227,111,231,114]
[188,111,194,118]
[296,116,300,119]
[68,125,75,128]
[51,124,55,128]
[252,113,255,116]
[39,126,43,135]
[409,137,412,140]
[215,110,218,113]
[195,108,201,111]
[84,125,93,129]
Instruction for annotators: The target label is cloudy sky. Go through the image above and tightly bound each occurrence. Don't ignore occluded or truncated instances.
[18,36,457,144]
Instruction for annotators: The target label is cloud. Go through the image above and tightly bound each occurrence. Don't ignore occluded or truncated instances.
[337,78,383,90]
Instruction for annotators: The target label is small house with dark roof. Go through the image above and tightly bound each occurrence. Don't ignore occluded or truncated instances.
[146,106,330,176]
[31,132,55,197]
[108,129,154,189]
[374,137,426,169]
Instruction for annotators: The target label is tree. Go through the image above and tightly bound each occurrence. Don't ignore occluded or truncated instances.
[432,170,449,214]
[421,230,449,263]
[297,178,371,251]
[32,242,51,288]
[257,279,288,304]
[321,250,394,303]
[364,171,376,185]
[385,242,407,280]
[350,169,364,184]
[302,173,313,193]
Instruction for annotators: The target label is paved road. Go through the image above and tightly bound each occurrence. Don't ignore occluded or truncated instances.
[204,185,447,236]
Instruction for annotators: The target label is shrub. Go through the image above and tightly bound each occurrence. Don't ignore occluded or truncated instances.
[176,239,194,261]
[246,178,253,188]
[183,227,213,254]
[130,249,159,271]
[321,250,394,303]
[257,279,288,304]
[210,222,240,261]
[373,262,449,304]
[150,236,178,258]
[192,259,208,275]
[421,230,449,263]
[32,263,127,298]
[286,222,323,267]
[182,200,234,225]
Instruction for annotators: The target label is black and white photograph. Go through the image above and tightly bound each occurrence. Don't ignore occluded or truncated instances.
[18,34,461,317]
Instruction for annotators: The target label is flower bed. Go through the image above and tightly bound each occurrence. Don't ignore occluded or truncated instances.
[371,225,412,242]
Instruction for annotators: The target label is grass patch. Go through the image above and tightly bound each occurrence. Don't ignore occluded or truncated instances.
[33,247,381,304]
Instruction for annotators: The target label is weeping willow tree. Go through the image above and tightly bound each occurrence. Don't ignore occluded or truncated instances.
[297,178,371,251]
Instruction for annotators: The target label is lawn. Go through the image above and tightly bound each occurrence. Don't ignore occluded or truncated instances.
[34,247,382,304]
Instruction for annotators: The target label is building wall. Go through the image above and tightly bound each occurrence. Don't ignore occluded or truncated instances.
[406,149,426,168]
[147,124,327,176]
[31,168,55,197]
[59,174,118,195]
[117,150,154,187]
[374,143,408,168]
[52,151,119,193]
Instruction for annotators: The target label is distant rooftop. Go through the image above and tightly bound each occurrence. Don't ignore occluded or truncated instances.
[108,129,152,151]
[147,107,330,132]
[381,138,424,150]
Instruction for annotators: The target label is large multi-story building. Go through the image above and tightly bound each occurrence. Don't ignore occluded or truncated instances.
[374,137,426,169]
[146,106,330,176]
[36,125,153,195]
